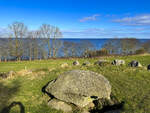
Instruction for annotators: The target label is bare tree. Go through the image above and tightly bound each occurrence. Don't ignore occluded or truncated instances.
[40,24,62,58]
[52,27,62,58]
[52,39,63,58]
[0,39,10,61]
[62,41,75,57]
[103,38,140,55]
[8,22,28,61]
[62,41,70,57]
[40,24,53,58]
[27,30,41,60]
[120,38,140,55]
[142,40,150,53]
[80,40,94,57]
[102,38,121,54]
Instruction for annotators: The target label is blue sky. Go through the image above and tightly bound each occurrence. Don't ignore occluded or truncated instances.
[0,0,150,38]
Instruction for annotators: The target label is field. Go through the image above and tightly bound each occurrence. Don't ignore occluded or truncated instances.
[0,55,150,113]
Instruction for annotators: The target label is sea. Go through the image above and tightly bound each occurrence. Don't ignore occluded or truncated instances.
[0,38,150,49]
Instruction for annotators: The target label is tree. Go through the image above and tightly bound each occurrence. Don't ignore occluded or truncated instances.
[103,38,140,55]
[8,22,28,61]
[40,24,62,58]
[40,24,53,58]
[62,40,94,58]
[51,26,62,58]
[62,41,77,57]
[27,30,41,60]
[135,48,146,54]
[120,38,140,55]
[142,40,150,53]
[80,40,94,57]
[62,41,70,57]
[102,38,121,54]
[0,39,9,61]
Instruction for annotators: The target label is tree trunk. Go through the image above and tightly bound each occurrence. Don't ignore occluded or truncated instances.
[47,39,51,58]
[18,57,21,61]
[29,44,32,61]
[4,57,7,62]
[36,49,39,60]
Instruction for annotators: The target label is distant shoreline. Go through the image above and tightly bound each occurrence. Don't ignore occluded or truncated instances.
[0,37,150,39]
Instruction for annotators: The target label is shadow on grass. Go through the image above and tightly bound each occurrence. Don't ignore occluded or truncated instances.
[42,80,55,99]
[90,93,125,113]
[90,101,125,113]
[0,101,25,113]
[0,80,24,113]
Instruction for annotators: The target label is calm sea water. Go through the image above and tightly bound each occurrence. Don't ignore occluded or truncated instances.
[0,38,149,49]
[60,38,107,49]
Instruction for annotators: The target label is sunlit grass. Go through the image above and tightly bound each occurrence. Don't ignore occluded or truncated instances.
[0,55,150,113]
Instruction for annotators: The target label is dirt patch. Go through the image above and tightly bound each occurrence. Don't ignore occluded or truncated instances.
[17,69,32,76]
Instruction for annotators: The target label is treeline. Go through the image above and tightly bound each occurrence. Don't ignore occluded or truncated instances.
[0,38,95,61]
[87,38,150,57]
[0,22,96,61]
[0,22,150,61]
[0,22,63,61]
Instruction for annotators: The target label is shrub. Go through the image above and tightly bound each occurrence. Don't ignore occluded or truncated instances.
[97,48,109,56]
[135,48,146,54]
[87,48,109,57]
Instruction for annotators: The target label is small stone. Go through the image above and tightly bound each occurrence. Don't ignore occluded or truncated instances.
[85,102,95,109]
[81,109,90,113]
[82,61,90,66]
[0,71,16,79]
[129,61,142,67]
[48,99,72,112]
[61,63,69,68]
[8,71,15,77]
[147,64,150,70]
[112,60,125,66]
[73,61,80,65]
[94,60,109,66]
[0,72,8,78]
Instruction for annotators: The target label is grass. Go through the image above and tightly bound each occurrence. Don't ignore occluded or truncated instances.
[0,55,150,113]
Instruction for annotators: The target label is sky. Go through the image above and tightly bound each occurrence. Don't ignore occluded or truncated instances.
[0,0,150,38]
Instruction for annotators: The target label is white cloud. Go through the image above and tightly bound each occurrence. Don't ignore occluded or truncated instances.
[62,27,150,38]
[0,28,9,37]
[113,14,150,26]
[79,14,100,22]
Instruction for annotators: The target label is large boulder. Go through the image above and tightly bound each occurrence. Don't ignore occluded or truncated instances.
[45,70,111,107]
[112,60,125,66]
[129,61,142,67]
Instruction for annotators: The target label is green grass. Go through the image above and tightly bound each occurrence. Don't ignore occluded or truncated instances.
[0,55,150,113]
